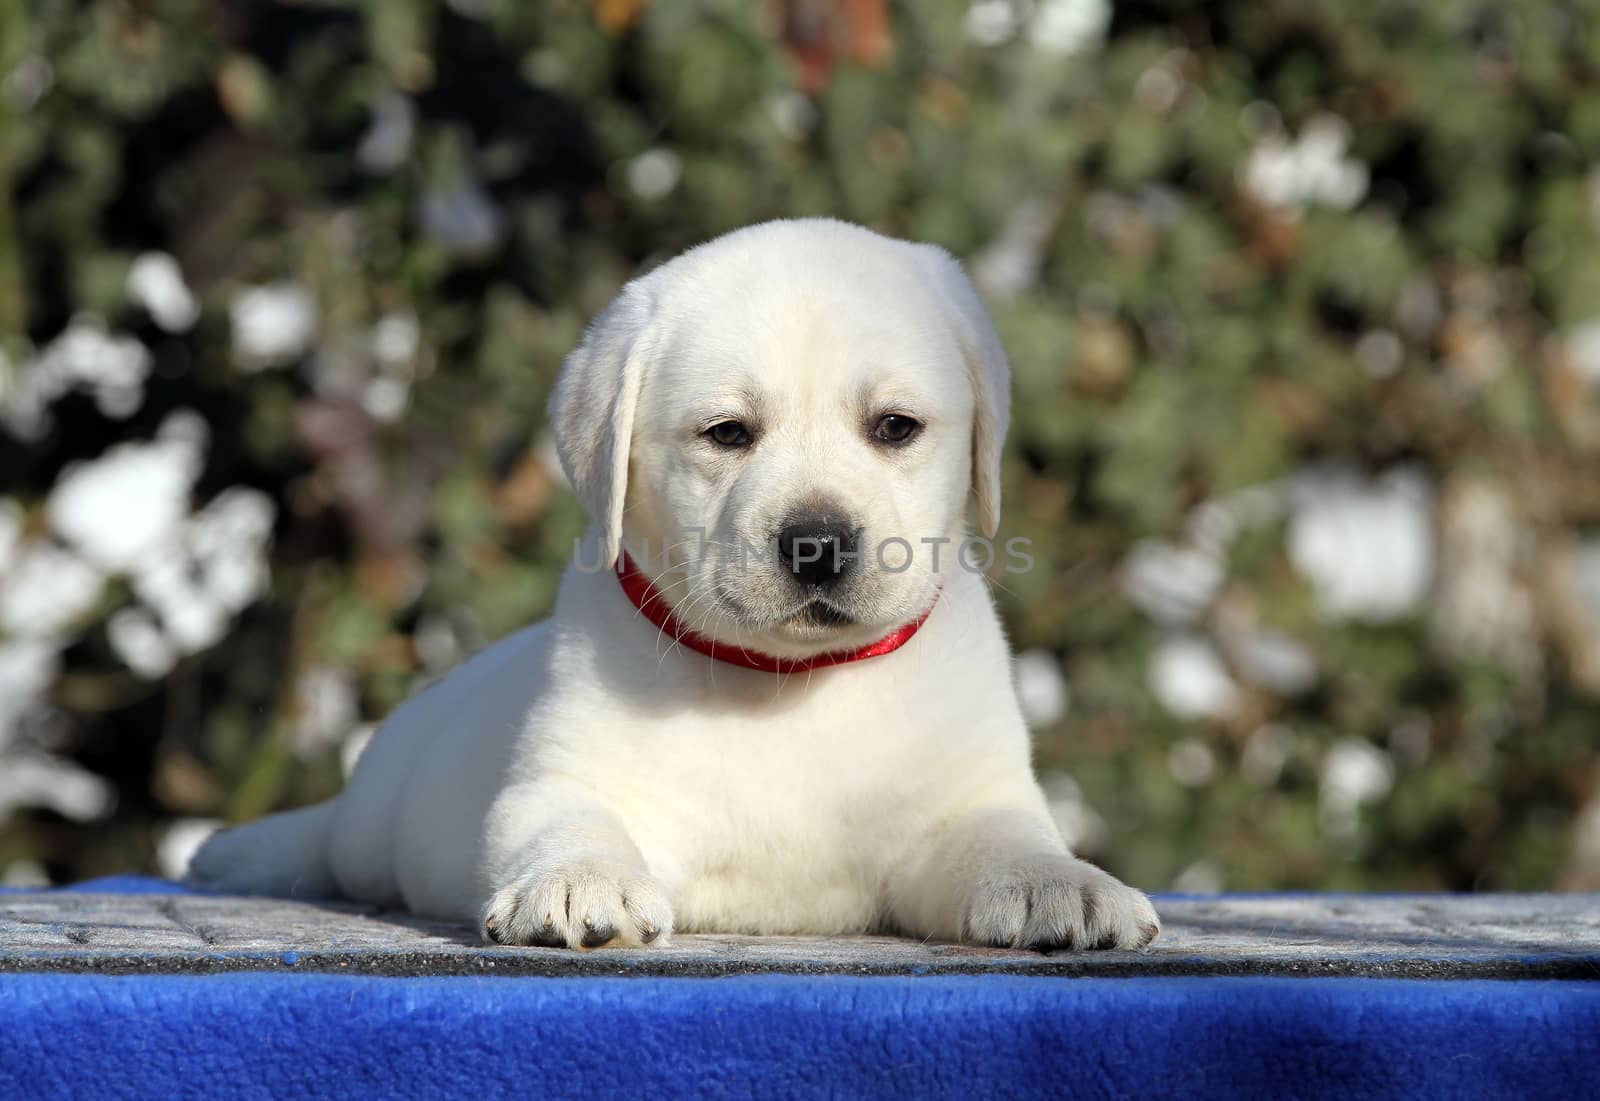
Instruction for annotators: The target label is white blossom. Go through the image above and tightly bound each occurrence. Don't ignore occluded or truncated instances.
[1288,465,1434,623]
[1568,320,1600,388]
[1122,539,1224,626]
[1241,113,1369,212]
[1168,737,1218,787]
[185,488,275,610]
[1557,537,1600,693]
[0,498,21,576]
[292,665,360,759]
[1228,627,1318,696]
[357,93,416,174]
[231,283,318,368]
[134,556,230,654]
[157,818,222,880]
[414,614,464,673]
[972,197,1056,302]
[1134,53,1188,114]
[371,312,421,368]
[1319,737,1394,840]
[1148,635,1240,721]
[0,542,104,639]
[964,0,1019,46]
[107,606,178,680]
[54,445,278,677]
[1,315,152,438]
[765,92,816,141]
[129,486,275,659]
[0,640,59,754]
[361,376,411,422]
[1431,478,1538,679]
[1187,483,1288,555]
[1,859,50,888]
[0,751,115,823]
[627,149,682,201]
[127,252,200,332]
[46,412,207,573]
[1029,0,1111,55]
[1013,649,1069,728]
[418,182,504,255]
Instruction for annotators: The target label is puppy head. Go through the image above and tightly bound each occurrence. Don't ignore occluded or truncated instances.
[549,219,1010,659]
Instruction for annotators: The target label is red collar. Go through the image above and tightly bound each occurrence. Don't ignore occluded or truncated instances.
[615,553,933,674]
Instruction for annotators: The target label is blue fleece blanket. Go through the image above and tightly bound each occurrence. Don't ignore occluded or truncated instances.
[3,882,1597,1100]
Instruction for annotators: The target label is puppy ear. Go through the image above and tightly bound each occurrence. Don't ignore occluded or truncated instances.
[916,246,1012,539]
[548,281,657,568]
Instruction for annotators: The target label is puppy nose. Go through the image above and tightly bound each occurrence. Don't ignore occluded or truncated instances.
[777,520,859,587]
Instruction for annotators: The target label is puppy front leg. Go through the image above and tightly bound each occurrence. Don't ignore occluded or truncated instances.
[891,807,1160,951]
[479,794,673,949]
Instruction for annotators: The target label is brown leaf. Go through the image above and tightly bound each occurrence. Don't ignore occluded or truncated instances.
[494,449,557,528]
[594,0,650,33]
[154,752,223,815]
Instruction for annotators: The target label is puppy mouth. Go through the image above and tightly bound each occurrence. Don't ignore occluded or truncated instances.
[715,585,858,631]
[789,600,855,629]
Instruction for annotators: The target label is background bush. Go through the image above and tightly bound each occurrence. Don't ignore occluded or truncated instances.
[3,0,1599,894]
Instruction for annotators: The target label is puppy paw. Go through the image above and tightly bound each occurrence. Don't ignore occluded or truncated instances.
[481,863,674,949]
[963,856,1159,952]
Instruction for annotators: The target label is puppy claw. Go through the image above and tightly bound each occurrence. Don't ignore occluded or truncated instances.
[580,920,617,949]
[964,856,1159,953]
[482,863,674,949]
[528,924,565,949]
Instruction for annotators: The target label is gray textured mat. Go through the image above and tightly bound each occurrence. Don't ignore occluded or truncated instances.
[4,892,1598,978]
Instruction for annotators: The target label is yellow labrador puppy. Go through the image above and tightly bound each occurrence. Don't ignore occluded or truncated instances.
[190,219,1160,952]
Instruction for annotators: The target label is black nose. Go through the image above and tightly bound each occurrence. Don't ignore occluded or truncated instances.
[776,520,859,587]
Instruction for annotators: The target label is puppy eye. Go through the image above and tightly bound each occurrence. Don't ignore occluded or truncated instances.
[705,420,753,448]
[873,414,921,445]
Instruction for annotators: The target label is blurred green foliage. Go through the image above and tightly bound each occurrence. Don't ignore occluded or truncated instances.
[2,0,1599,894]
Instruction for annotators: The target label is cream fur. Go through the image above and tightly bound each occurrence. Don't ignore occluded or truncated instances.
[189,219,1160,952]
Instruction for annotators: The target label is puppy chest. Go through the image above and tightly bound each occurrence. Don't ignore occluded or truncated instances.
[613,756,910,934]
[662,816,891,935]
